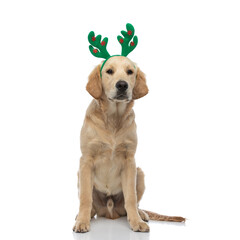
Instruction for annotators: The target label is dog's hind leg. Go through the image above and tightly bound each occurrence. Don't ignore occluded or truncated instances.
[91,207,96,218]
[136,167,149,222]
[136,167,145,203]
[138,209,149,222]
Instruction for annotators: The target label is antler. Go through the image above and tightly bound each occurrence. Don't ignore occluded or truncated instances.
[117,23,138,57]
[88,31,111,59]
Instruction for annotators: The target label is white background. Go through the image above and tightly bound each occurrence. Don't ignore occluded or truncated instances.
[0,0,240,239]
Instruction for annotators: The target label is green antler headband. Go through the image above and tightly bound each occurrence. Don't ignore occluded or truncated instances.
[88,23,138,74]
[117,23,138,56]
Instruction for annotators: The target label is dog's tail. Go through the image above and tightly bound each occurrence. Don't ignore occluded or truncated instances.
[142,209,185,222]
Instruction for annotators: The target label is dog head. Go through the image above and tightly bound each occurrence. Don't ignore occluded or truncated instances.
[86,56,148,102]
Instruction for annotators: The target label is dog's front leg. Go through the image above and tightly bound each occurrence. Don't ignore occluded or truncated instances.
[73,158,93,233]
[121,159,149,232]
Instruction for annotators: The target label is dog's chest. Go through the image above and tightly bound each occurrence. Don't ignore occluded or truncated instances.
[92,136,128,195]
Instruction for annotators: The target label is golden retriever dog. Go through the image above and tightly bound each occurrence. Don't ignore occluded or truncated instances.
[73,56,185,233]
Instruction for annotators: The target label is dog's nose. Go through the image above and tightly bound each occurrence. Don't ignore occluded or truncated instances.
[116,80,128,92]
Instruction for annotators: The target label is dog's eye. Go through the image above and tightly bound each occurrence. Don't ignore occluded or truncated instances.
[127,69,133,75]
[106,69,114,75]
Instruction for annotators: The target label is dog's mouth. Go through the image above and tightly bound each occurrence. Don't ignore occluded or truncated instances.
[108,94,129,102]
[115,94,128,100]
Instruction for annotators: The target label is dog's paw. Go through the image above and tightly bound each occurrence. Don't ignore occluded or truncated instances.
[138,209,149,222]
[130,220,150,232]
[73,221,90,233]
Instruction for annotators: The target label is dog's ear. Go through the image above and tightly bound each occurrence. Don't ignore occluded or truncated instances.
[133,68,149,99]
[86,65,102,99]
